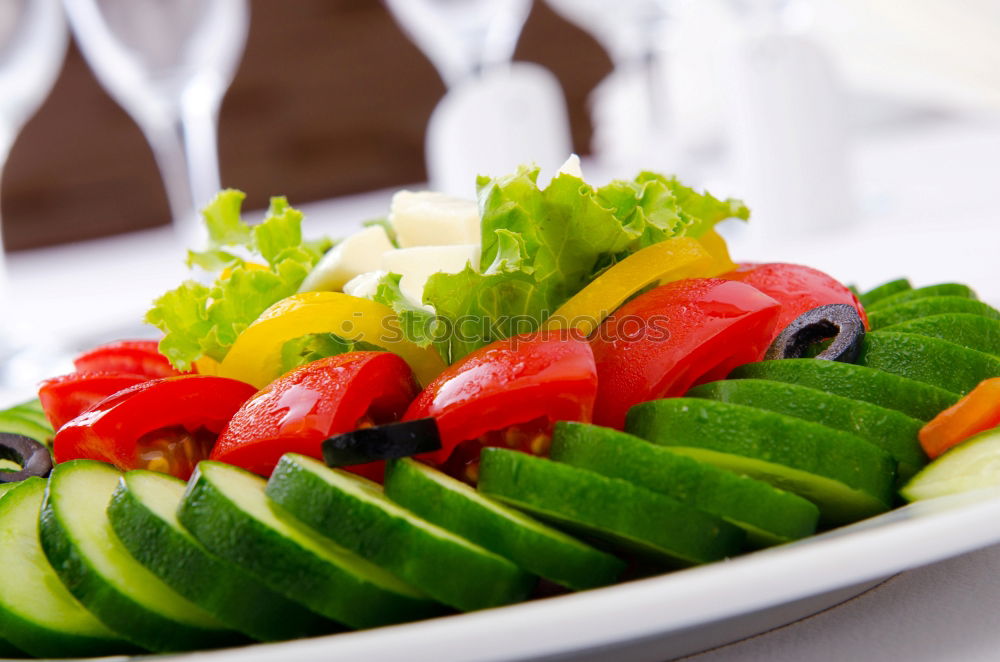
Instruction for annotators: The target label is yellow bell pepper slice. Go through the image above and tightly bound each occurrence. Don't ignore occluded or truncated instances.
[697,228,738,276]
[218,291,446,388]
[194,356,221,376]
[544,237,718,337]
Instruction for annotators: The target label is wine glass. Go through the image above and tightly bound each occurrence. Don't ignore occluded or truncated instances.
[0,0,68,398]
[546,0,681,178]
[385,0,573,197]
[62,0,250,247]
[383,0,532,88]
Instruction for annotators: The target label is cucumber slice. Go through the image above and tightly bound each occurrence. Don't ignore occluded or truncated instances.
[4,401,51,430]
[868,283,977,310]
[0,477,133,658]
[626,399,896,524]
[383,458,625,590]
[730,359,960,421]
[478,449,745,566]
[550,422,819,547]
[0,639,24,658]
[880,313,1000,358]
[687,379,927,481]
[39,460,240,652]
[858,278,911,308]
[179,461,441,629]
[0,412,52,446]
[859,332,1000,395]
[108,470,336,642]
[868,296,1000,330]
[901,426,1000,502]
[267,454,534,611]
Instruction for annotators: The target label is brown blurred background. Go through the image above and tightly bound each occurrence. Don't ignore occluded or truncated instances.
[1,0,610,251]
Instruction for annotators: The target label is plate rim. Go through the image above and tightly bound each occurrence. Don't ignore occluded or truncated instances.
[135,490,1000,662]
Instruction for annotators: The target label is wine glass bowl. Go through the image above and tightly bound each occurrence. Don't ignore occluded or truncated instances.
[0,0,68,396]
[0,0,68,162]
[383,0,532,88]
[62,0,250,245]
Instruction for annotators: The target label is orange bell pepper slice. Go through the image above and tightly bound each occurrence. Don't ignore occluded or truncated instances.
[919,377,1000,459]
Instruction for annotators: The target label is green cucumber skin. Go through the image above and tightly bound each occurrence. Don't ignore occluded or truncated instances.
[550,422,819,547]
[730,359,960,421]
[478,449,745,567]
[859,332,1000,395]
[178,462,442,630]
[0,638,25,658]
[868,283,976,311]
[625,399,895,524]
[108,471,335,642]
[0,412,53,446]
[39,461,240,653]
[0,478,135,659]
[867,296,1000,330]
[4,401,51,431]
[266,455,534,611]
[880,314,1000,358]
[687,379,927,481]
[383,458,625,591]
[858,278,911,308]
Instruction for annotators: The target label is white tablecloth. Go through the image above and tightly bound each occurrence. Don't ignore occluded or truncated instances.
[686,542,1000,662]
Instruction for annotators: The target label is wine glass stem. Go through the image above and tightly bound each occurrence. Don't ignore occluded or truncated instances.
[143,104,221,249]
[144,119,198,246]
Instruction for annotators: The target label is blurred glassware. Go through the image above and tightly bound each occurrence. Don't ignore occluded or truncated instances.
[385,0,572,197]
[547,0,685,180]
[0,0,68,394]
[384,0,532,89]
[721,0,854,243]
[62,0,249,247]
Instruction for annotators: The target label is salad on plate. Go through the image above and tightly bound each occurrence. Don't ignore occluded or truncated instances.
[0,157,999,658]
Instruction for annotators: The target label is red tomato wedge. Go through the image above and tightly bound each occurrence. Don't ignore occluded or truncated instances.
[591,278,782,429]
[720,263,868,339]
[73,340,183,379]
[404,330,598,481]
[211,352,418,479]
[54,375,257,479]
[38,371,149,431]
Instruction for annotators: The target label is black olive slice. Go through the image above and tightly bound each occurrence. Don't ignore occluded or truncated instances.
[322,418,442,468]
[765,304,865,363]
[0,433,53,483]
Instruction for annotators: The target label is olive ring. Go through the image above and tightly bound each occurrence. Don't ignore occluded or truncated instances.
[0,433,54,483]
[765,304,866,364]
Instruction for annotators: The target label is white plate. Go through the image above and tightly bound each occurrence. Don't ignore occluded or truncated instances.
[110,488,1000,662]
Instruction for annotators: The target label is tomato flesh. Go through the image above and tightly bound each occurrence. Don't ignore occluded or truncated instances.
[440,416,553,484]
[211,352,418,478]
[38,371,149,431]
[720,263,868,339]
[73,340,183,379]
[590,278,782,429]
[135,425,217,478]
[53,375,257,479]
[404,331,597,479]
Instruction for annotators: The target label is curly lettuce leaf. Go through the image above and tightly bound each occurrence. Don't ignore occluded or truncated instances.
[415,166,749,362]
[280,333,385,373]
[373,273,441,350]
[146,190,329,370]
